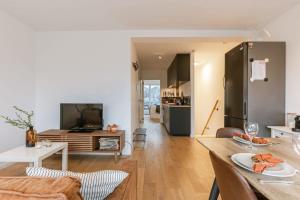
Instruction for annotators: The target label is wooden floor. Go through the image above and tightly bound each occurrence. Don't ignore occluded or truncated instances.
[0,117,215,200]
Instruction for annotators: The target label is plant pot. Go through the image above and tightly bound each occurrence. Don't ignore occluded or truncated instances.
[26,127,37,147]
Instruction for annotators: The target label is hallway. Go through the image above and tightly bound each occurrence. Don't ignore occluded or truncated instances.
[133,117,214,199]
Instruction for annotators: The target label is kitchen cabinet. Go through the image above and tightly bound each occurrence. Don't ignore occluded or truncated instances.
[162,104,191,136]
[163,105,170,132]
[268,126,296,138]
[167,58,177,88]
[167,54,190,88]
[177,54,190,84]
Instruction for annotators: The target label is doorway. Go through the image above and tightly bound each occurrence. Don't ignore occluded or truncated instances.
[143,80,160,121]
[132,37,243,137]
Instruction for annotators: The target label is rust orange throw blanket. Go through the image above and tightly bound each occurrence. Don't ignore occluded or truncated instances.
[0,176,82,200]
[252,153,283,173]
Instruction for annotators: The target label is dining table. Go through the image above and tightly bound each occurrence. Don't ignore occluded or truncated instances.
[197,137,300,200]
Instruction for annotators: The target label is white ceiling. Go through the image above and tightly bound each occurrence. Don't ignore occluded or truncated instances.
[0,0,299,31]
[134,37,242,70]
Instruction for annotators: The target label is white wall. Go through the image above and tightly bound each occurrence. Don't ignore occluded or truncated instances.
[141,68,167,89]
[131,42,140,137]
[260,3,300,114]
[34,30,249,155]
[194,43,238,136]
[0,10,35,152]
[0,11,251,156]
[35,31,133,154]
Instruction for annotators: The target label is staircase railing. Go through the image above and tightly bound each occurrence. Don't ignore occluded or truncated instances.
[201,99,219,136]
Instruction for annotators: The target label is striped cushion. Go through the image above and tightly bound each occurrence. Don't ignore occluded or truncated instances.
[26,167,128,200]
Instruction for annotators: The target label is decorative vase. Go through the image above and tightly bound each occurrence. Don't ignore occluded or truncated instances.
[107,125,112,132]
[111,124,118,133]
[26,126,37,147]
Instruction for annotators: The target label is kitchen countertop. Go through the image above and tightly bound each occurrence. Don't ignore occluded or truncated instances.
[162,104,191,108]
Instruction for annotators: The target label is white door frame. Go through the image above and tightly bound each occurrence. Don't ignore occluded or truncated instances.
[190,51,195,138]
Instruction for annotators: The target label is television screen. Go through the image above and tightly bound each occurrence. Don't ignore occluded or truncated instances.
[60,103,103,131]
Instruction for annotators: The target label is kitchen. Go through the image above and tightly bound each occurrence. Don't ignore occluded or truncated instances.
[161,53,192,136]
[134,38,242,138]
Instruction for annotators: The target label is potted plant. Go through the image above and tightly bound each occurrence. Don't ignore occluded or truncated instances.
[0,106,37,147]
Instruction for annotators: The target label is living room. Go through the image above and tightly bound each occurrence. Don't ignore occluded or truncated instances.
[1,0,300,199]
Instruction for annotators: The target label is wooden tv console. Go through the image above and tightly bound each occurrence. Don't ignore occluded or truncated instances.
[37,129,125,160]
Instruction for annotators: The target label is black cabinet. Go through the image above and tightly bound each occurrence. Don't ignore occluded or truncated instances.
[177,54,190,84]
[162,105,191,136]
[163,105,170,132]
[167,58,177,88]
[167,54,190,88]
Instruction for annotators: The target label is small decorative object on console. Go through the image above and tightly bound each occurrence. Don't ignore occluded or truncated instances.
[111,124,118,133]
[107,124,112,132]
[0,106,37,147]
[107,124,118,133]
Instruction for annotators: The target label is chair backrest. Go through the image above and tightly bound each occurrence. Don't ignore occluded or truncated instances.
[216,127,244,138]
[209,151,258,200]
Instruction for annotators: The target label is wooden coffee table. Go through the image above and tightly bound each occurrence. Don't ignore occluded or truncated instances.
[0,142,68,170]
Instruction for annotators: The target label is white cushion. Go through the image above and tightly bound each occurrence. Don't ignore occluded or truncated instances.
[26,167,128,200]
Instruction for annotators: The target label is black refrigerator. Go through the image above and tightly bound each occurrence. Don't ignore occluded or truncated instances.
[225,42,286,137]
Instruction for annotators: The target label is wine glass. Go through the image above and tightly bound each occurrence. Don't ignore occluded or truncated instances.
[244,122,259,151]
[292,133,300,155]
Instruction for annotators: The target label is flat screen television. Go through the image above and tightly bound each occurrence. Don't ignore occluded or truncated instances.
[60,103,103,132]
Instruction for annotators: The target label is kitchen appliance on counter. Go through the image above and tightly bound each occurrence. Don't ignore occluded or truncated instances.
[163,96,191,106]
[175,98,182,105]
[225,42,286,137]
[182,96,191,105]
[292,116,300,132]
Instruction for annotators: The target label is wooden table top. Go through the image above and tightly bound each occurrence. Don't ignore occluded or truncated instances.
[197,137,300,200]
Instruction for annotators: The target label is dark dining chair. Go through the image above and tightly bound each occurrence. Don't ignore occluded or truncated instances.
[216,127,244,138]
[209,151,258,200]
[209,127,244,200]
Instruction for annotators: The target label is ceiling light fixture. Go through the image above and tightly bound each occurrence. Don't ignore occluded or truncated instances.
[158,56,163,60]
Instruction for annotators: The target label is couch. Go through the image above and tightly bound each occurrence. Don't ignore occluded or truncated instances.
[0,160,137,200]
[106,160,137,200]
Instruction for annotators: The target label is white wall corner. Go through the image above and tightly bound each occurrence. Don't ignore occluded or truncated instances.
[0,10,36,152]
[190,51,195,138]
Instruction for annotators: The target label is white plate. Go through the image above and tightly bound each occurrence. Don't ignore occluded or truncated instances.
[231,153,297,177]
[232,136,269,146]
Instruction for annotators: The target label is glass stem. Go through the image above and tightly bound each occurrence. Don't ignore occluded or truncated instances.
[248,136,253,150]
